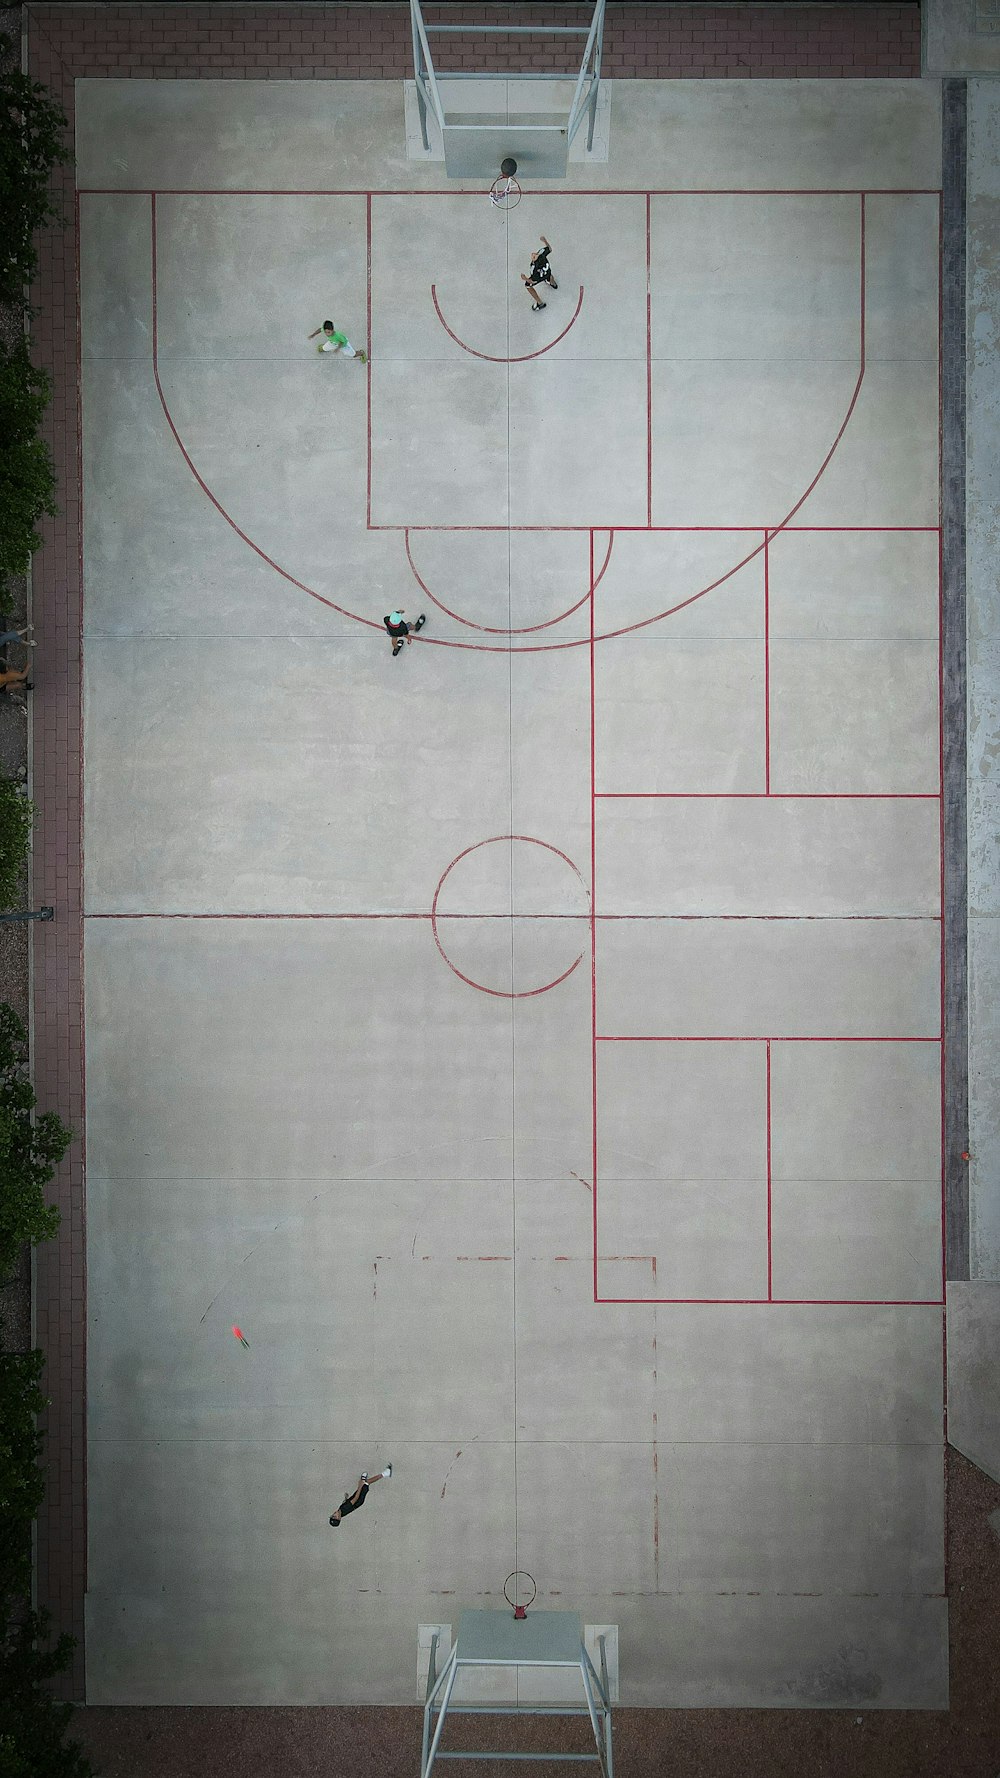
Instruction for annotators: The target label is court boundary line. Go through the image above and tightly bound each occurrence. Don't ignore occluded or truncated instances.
[142,179,942,1310]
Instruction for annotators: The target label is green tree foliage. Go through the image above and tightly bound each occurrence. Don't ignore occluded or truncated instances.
[0,1608,94,1777]
[0,33,69,304]
[0,335,58,593]
[0,1346,44,1598]
[0,779,34,914]
[0,34,67,593]
[0,1006,71,1281]
[0,998,87,1775]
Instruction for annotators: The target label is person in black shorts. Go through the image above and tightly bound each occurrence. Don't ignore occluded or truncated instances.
[521,236,558,312]
[384,609,426,657]
[329,1464,392,1526]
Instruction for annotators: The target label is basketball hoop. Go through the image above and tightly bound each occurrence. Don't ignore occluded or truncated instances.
[504,1570,536,1619]
[489,158,521,211]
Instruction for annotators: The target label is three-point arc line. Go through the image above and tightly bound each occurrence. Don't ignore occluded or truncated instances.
[148,192,870,655]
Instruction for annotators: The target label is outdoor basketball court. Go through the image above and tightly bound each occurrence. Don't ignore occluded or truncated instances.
[77,72,948,1706]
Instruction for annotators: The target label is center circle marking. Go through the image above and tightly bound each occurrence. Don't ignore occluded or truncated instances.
[431,836,591,1000]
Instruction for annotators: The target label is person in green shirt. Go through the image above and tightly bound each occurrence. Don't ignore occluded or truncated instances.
[308,318,367,363]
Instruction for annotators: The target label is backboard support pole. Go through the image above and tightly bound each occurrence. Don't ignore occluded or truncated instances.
[408,0,607,180]
[420,1611,615,1778]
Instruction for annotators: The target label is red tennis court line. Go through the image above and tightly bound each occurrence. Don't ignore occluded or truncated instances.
[764,531,771,794]
[149,193,382,637]
[766,1040,773,1300]
[646,193,652,530]
[431,282,584,362]
[590,530,599,1305]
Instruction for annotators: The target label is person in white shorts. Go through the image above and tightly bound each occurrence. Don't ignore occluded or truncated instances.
[307,319,368,363]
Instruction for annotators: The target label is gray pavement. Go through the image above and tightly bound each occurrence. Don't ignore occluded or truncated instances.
[79,78,948,1705]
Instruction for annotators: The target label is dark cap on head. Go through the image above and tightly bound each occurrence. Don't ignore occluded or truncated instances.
[329,1513,340,1526]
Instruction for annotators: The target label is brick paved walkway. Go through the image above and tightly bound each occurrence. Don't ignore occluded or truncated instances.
[25,0,921,1702]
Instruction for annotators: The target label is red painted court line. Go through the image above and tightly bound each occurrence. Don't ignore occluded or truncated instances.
[431,282,584,362]
[590,529,599,1305]
[79,187,946,198]
[86,911,941,923]
[595,1295,946,1307]
[764,531,771,794]
[646,193,652,530]
[860,195,867,380]
[366,193,372,531]
[87,911,437,921]
[430,836,588,999]
[596,791,941,799]
[387,523,941,535]
[766,1040,773,1301]
[597,1035,942,1043]
[594,915,940,922]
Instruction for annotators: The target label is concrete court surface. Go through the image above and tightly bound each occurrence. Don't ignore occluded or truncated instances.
[79,78,948,1706]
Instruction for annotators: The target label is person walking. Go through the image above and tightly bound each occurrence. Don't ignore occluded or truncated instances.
[329,1465,392,1527]
[384,609,426,658]
[0,626,34,649]
[521,236,558,312]
[308,319,368,364]
[0,662,33,692]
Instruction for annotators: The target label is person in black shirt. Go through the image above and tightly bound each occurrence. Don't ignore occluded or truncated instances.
[384,609,427,657]
[521,236,558,311]
[329,1464,392,1526]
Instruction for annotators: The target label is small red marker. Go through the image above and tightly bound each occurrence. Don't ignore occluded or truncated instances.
[961,1152,970,1162]
[232,1325,250,1348]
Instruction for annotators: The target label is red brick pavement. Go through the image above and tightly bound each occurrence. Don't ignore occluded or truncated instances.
[25,0,921,1704]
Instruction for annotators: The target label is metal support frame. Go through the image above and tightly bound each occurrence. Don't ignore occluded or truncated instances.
[421,1624,614,1778]
[409,0,606,157]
